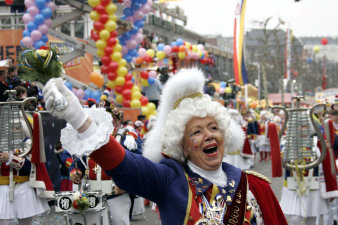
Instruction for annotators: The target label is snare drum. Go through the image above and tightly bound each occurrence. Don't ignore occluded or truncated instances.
[54,191,103,213]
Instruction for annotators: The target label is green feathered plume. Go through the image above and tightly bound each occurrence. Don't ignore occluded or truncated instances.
[18,48,63,84]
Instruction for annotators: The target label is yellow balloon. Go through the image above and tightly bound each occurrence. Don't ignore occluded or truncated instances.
[146,49,155,58]
[313,46,320,54]
[106,80,115,89]
[192,45,198,52]
[117,66,128,77]
[141,79,149,87]
[131,85,140,92]
[99,29,110,41]
[100,95,107,101]
[97,49,105,57]
[141,106,149,116]
[198,51,203,58]
[115,94,123,104]
[115,76,125,86]
[225,87,232,94]
[96,40,107,50]
[119,59,127,67]
[105,21,116,32]
[131,91,141,100]
[88,0,100,7]
[185,42,191,50]
[178,52,186,60]
[111,52,122,61]
[89,11,99,21]
[156,51,165,60]
[106,3,117,15]
[114,44,122,53]
[147,102,156,113]
[109,15,117,22]
[130,99,141,108]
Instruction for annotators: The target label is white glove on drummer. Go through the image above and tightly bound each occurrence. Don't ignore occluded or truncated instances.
[43,78,88,130]
[123,126,138,150]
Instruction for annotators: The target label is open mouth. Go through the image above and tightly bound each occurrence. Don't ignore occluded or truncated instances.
[203,144,218,154]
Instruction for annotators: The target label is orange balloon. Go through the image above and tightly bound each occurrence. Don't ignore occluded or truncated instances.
[90,71,104,87]
[135,57,144,65]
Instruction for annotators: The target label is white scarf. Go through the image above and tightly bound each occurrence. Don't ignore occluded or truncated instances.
[187,160,227,187]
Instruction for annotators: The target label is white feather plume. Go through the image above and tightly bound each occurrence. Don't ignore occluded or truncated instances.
[143,68,205,162]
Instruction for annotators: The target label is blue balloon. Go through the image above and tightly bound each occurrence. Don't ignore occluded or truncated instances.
[176,39,184,46]
[148,77,155,85]
[139,0,147,4]
[92,90,102,103]
[157,43,165,51]
[27,22,37,32]
[163,58,169,64]
[131,3,141,10]
[23,30,30,37]
[123,8,133,17]
[220,82,226,88]
[34,40,45,49]
[121,16,127,21]
[130,28,138,35]
[34,14,45,26]
[65,81,73,90]
[36,0,46,9]
[123,32,131,40]
[41,34,48,43]
[125,55,132,63]
[135,20,144,28]
[132,77,135,82]
[41,7,52,19]
[306,57,312,64]
[171,41,177,47]
[130,49,138,57]
[84,89,92,100]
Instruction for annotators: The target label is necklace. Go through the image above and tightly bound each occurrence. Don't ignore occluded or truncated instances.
[199,194,226,225]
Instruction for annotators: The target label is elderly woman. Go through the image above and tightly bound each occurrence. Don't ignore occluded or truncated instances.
[43,68,287,225]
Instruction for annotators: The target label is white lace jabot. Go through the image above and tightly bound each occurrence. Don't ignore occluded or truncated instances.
[187,160,227,187]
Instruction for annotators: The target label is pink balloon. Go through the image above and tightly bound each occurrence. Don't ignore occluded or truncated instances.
[28,6,39,17]
[122,46,128,55]
[219,87,225,94]
[146,0,152,7]
[126,40,137,50]
[134,11,144,21]
[76,89,85,100]
[148,70,157,78]
[163,45,172,55]
[126,17,134,23]
[134,33,143,44]
[47,1,57,11]
[138,48,146,58]
[197,44,205,52]
[31,30,42,41]
[22,37,34,47]
[123,0,131,7]
[44,19,52,27]
[38,24,49,34]
[140,5,151,14]
[22,13,33,24]
[24,0,35,8]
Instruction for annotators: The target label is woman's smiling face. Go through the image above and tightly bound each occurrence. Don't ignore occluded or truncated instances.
[182,116,224,171]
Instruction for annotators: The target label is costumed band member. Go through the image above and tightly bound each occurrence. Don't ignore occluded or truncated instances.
[69,101,142,225]
[257,111,273,162]
[54,142,74,192]
[43,68,287,225]
[278,107,338,225]
[0,112,51,225]
[223,109,254,170]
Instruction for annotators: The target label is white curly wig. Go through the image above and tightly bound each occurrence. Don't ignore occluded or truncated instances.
[143,68,245,164]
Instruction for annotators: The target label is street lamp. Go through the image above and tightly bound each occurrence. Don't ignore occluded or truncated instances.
[252,62,261,100]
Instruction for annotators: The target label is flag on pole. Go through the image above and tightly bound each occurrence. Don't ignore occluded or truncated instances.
[233,0,248,85]
[284,29,292,81]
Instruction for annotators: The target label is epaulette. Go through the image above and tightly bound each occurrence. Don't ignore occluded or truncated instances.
[245,170,271,184]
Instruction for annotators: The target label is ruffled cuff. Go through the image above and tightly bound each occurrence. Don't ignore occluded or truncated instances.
[60,107,114,156]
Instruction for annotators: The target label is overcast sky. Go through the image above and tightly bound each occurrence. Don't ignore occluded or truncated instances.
[168,0,338,38]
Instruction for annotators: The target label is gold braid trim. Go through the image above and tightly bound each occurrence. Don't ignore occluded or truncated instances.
[245,170,271,184]
[172,92,203,110]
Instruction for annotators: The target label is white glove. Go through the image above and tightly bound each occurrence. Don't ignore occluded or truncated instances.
[43,78,88,130]
[124,134,137,150]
